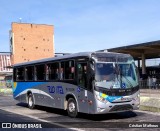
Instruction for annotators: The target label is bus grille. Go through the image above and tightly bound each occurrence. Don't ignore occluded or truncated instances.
[109,104,133,112]
[111,100,131,103]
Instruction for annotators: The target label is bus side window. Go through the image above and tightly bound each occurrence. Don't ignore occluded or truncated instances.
[25,68,28,80]
[60,62,65,80]
[35,64,45,81]
[64,60,74,80]
[47,62,59,80]
[17,67,24,81]
[25,66,34,81]
[55,68,59,80]
[34,67,37,81]
[60,68,64,80]
[69,67,74,79]
[46,65,49,80]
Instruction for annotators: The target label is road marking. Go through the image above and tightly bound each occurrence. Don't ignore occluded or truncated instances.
[0,107,85,131]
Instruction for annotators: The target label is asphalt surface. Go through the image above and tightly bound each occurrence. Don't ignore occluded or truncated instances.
[0,109,61,127]
[0,95,160,131]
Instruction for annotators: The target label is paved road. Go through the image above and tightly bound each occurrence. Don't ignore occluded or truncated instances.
[0,109,67,129]
[0,95,160,131]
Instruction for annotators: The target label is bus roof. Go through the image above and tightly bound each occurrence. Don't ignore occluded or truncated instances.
[13,52,131,67]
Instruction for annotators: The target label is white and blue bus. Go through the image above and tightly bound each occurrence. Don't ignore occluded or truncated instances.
[12,52,140,117]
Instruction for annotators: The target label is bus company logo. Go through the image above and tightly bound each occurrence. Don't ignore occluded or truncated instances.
[77,87,81,92]
[121,83,126,89]
[47,86,64,94]
[13,82,17,91]
[119,89,125,92]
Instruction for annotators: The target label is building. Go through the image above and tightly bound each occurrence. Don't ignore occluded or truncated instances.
[0,52,12,80]
[10,23,54,64]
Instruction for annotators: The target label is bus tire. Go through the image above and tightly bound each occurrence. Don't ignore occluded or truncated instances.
[28,93,35,109]
[67,98,78,118]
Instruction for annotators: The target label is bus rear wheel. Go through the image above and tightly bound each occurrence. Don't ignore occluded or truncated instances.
[28,93,35,109]
[67,98,78,118]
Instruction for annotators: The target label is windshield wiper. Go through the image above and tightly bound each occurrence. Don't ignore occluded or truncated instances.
[121,74,134,88]
[115,64,133,89]
[114,61,123,88]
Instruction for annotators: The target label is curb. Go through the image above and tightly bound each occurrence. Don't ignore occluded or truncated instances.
[0,88,12,95]
[140,96,160,112]
[140,105,160,112]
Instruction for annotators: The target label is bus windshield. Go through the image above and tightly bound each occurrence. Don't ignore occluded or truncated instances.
[95,62,138,89]
[117,63,136,81]
[95,63,115,81]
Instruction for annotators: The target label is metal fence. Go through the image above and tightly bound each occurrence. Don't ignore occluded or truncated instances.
[139,79,160,89]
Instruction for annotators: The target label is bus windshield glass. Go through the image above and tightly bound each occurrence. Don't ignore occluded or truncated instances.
[117,63,136,81]
[95,63,136,82]
[95,63,115,81]
[95,62,138,89]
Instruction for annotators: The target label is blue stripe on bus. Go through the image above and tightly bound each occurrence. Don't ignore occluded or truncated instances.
[13,82,45,97]
[106,96,121,102]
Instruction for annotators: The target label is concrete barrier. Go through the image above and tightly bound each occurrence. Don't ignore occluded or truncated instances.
[0,88,12,95]
[140,96,160,112]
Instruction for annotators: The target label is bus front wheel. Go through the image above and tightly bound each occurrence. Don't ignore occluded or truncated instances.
[67,98,78,118]
[28,93,35,109]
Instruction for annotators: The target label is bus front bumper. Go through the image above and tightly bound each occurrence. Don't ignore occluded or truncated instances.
[94,100,140,114]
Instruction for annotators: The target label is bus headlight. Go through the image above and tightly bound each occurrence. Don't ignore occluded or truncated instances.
[132,94,140,105]
[95,94,108,103]
[133,94,140,101]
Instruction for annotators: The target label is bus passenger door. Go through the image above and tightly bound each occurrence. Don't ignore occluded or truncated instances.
[77,62,89,113]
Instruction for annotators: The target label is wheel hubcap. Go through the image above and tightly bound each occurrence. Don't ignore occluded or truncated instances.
[28,97,33,106]
[69,102,75,112]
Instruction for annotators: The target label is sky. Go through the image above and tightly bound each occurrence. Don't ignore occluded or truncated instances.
[1,0,160,56]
